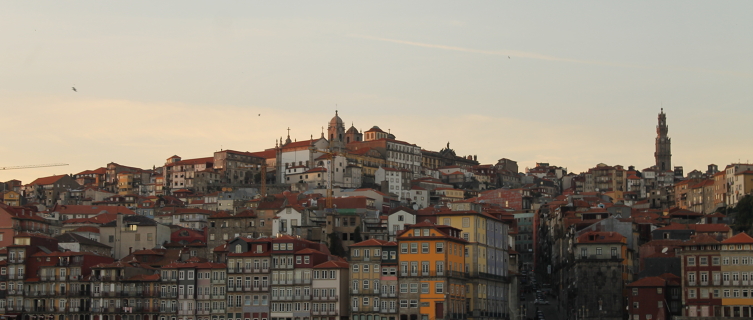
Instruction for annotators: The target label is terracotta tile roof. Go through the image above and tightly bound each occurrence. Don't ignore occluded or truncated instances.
[721,232,753,244]
[627,276,667,287]
[53,204,136,216]
[682,234,720,245]
[126,274,160,281]
[76,168,107,175]
[294,248,323,254]
[655,223,730,233]
[350,239,388,247]
[313,260,349,269]
[29,175,67,186]
[576,231,625,243]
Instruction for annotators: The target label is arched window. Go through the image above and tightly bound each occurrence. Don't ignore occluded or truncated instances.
[235,244,242,253]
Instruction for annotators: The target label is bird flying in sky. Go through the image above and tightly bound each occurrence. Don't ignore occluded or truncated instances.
[72,87,77,92]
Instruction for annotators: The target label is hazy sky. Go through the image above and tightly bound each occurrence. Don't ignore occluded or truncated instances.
[2,2,752,184]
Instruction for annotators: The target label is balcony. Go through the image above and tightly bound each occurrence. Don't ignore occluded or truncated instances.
[733,280,740,286]
[328,295,338,301]
[69,307,80,312]
[352,289,359,294]
[312,310,324,315]
[328,311,338,315]
[373,307,380,312]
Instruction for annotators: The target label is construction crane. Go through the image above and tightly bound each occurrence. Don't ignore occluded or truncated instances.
[0,163,69,170]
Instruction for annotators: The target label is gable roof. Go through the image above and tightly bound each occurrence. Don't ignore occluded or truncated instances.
[29,175,67,186]
[721,232,753,244]
[350,239,388,247]
[55,232,112,248]
[627,276,666,287]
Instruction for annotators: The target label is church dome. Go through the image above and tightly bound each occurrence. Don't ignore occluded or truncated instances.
[346,126,359,134]
[329,111,344,126]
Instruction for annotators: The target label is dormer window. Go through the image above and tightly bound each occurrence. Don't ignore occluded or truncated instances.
[414,229,420,237]
[235,244,242,253]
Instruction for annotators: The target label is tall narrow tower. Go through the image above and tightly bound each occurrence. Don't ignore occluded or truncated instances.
[655,108,672,171]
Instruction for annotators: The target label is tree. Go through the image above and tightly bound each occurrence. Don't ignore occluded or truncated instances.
[732,195,753,234]
[328,232,345,257]
[353,226,364,243]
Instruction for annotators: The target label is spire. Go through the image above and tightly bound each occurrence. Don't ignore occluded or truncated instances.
[285,127,292,144]
[321,126,324,138]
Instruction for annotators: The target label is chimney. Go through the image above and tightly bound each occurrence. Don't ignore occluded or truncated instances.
[129,247,133,255]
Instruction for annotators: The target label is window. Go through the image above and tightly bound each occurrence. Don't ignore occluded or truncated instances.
[401,244,408,254]
[421,243,429,254]
[462,218,470,228]
[611,247,617,258]
[435,283,443,293]
[353,264,359,273]
[410,243,418,254]
[687,256,696,266]
[699,256,708,266]
[632,288,638,296]
[633,302,639,309]
[688,289,696,299]
[436,243,444,253]
[596,247,603,255]
[421,283,429,294]
[400,300,408,308]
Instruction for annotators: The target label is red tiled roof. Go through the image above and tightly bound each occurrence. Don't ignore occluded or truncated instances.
[627,276,666,287]
[350,239,388,247]
[721,232,753,244]
[127,274,160,281]
[76,168,107,175]
[655,223,730,233]
[577,231,625,243]
[313,260,349,269]
[683,234,720,245]
[71,226,100,233]
[53,204,136,216]
[29,175,67,186]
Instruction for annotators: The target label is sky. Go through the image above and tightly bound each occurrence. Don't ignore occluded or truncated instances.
[1,1,752,184]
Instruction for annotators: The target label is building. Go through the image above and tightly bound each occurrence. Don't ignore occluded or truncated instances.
[206,210,258,252]
[99,214,172,259]
[349,239,397,320]
[396,221,468,320]
[724,163,753,206]
[677,234,723,317]
[626,274,682,320]
[436,202,513,320]
[572,231,631,320]
[23,174,81,207]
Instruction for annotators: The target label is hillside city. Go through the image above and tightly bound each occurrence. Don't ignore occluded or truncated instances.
[1,110,752,320]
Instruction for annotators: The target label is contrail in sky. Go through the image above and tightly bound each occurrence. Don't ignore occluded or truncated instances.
[348,34,751,77]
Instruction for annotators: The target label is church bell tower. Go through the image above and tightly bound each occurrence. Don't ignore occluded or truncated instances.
[654,108,672,172]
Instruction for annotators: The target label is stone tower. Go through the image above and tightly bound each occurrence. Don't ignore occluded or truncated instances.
[654,108,672,172]
[327,111,346,151]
